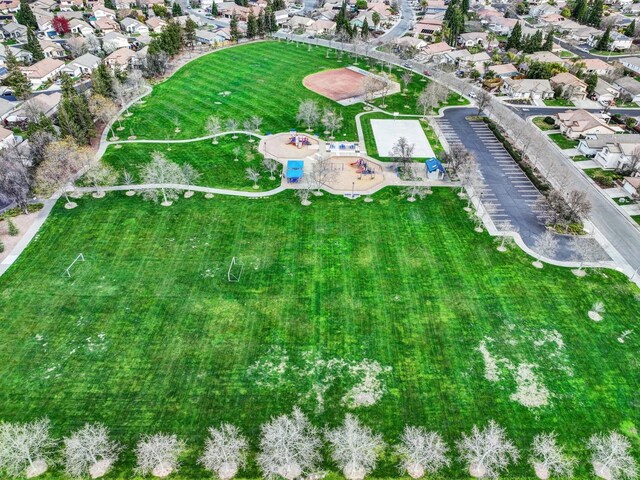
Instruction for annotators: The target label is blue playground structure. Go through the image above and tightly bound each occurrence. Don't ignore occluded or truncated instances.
[425,158,445,179]
[286,160,304,183]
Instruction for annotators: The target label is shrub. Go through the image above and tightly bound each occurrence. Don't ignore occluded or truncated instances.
[0,240,4,253]
[543,116,555,125]
[593,172,613,188]
[7,219,18,237]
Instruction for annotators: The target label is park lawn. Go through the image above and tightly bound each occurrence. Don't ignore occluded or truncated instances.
[532,116,557,131]
[0,189,639,478]
[632,214,640,225]
[360,112,444,162]
[549,133,579,149]
[543,98,575,107]
[99,135,281,191]
[117,41,465,142]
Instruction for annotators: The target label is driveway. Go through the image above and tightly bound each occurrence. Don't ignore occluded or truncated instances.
[438,108,608,261]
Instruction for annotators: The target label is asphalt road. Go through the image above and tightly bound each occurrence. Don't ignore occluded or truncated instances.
[438,108,608,261]
[377,0,415,43]
[177,0,227,27]
[510,105,640,119]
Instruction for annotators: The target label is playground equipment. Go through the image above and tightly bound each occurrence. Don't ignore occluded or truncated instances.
[288,133,312,149]
[286,160,304,183]
[349,158,376,179]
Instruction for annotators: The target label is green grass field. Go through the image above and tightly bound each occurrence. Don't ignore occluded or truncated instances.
[117,41,465,142]
[100,135,281,191]
[0,189,639,478]
[548,133,579,149]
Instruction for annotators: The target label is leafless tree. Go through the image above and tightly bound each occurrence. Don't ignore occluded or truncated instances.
[0,418,57,478]
[245,168,261,189]
[199,424,248,480]
[588,432,638,480]
[296,100,321,131]
[226,119,240,138]
[532,230,559,268]
[396,426,450,478]
[263,158,280,180]
[530,433,576,480]
[85,34,102,55]
[0,149,31,213]
[363,75,384,103]
[257,407,322,480]
[378,72,393,108]
[321,109,343,139]
[84,163,118,198]
[401,71,413,93]
[89,94,118,139]
[326,414,386,480]
[249,115,263,133]
[139,152,186,205]
[495,219,517,251]
[206,116,222,144]
[456,420,519,479]
[564,190,591,223]
[392,136,415,177]
[310,156,337,193]
[28,131,55,168]
[63,423,122,479]
[181,163,201,195]
[35,138,88,207]
[66,36,88,57]
[477,90,492,114]
[135,433,186,478]
[417,83,448,116]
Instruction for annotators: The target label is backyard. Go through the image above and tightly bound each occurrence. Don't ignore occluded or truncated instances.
[549,133,579,149]
[0,189,638,478]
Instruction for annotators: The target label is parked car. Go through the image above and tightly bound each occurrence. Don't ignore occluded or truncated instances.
[468,92,477,98]
[423,69,431,76]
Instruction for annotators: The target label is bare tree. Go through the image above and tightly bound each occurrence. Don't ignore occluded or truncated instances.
[250,115,263,133]
[456,420,519,479]
[477,90,492,113]
[84,163,118,198]
[139,152,187,206]
[443,145,473,177]
[296,100,321,132]
[35,139,88,208]
[402,184,428,202]
[0,149,31,213]
[321,109,343,139]
[181,163,201,197]
[401,71,413,93]
[63,423,122,479]
[263,158,280,180]
[257,407,322,480]
[588,432,638,480]
[363,75,384,103]
[89,94,118,139]
[246,168,261,189]
[378,72,393,108]
[199,424,248,480]
[0,418,56,478]
[310,156,337,194]
[495,219,517,252]
[206,116,222,144]
[392,136,415,177]
[66,36,88,57]
[396,426,450,479]
[326,414,386,480]
[226,119,240,138]
[532,230,559,268]
[530,433,576,480]
[135,433,186,478]
[417,83,448,116]
[564,190,591,223]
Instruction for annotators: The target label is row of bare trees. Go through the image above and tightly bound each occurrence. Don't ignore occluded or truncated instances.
[0,414,635,480]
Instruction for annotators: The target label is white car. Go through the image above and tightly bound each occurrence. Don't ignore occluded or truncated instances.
[468,92,477,99]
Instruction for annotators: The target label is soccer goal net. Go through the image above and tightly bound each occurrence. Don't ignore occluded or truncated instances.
[63,253,85,277]
[227,257,244,282]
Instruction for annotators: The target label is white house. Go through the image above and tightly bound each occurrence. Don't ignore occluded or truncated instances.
[620,56,640,75]
[93,4,117,19]
[502,78,554,99]
[66,52,101,75]
[593,78,620,105]
[594,136,640,170]
[0,44,32,67]
[121,17,149,34]
[588,31,632,51]
[69,18,94,36]
[622,176,640,195]
[39,39,66,59]
[579,58,615,76]
[614,76,640,103]
[20,58,64,88]
[556,109,620,139]
[0,126,15,150]
[102,31,129,52]
[104,47,136,69]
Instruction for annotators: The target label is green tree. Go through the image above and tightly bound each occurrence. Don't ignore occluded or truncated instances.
[26,112,55,137]
[587,0,603,27]
[211,1,218,15]
[361,17,369,38]
[372,11,381,29]
[624,19,636,37]
[506,21,522,50]
[527,60,567,78]
[57,73,96,144]
[461,0,469,16]
[91,62,115,99]
[257,10,265,36]
[246,8,257,38]
[571,0,587,22]
[153,4,169,16]
[158,19,183,55]
[184,17,197,47]
[595,26,611,51]
[3,49,31,100]
[25,27,44,61]
[172,1,182,16]
[585,73,598,94]
[271,0,285,9]
[543,30,554,51]
[104,0,115,9]
[15,0,37,29]
[560,6,571,17]
[230,14,240,42]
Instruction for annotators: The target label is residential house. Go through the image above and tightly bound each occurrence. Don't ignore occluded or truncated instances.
[550,72,588,100]
[622,176,640,195]
[145,16,167,33]
[395,36,426,50]
[104,47,136,69]
[65,52,101,75]
[529,3,559,17]
[484,15,518,35]
[502,78,554,99]
[102,31,129,52]
[136,0,164,7]
[0,0,19,13]
[351,10,386,29]
[0,44,32,67]
[588,31,632,51]
[488,63,519,78]
[613,76,640,103]
[579,58,615,76]
[422,41,453,60]
[5,92,62,125]
[422,0,446,13]
[288,15,314,30]
[69,18,94,36]
[35,11,54,33]
[414,18,442,37]
[115,0,132,9]
[0,126,14,150]
[526,51,566,64]
[93,4,117,19]
[59,0,83,11]
[593,135,640,170]
[620,56,640,74]
[20,58,64,88]
[307,20,336,35]
[458,31,496,49]
[31,0,57,10]
[592,78,620,105]
[2,22,26,40]
[195,28,218,44]
[555,109,620,139]
[120,17,149,34]
[39,39,66,59]
[569,26,601,42]
[623,2,640,13]
[274,9,288,25]
[93,16,120,33]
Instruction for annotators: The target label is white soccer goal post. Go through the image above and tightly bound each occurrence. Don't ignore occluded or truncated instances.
[63,253,85,277]
[227,257,244,282]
